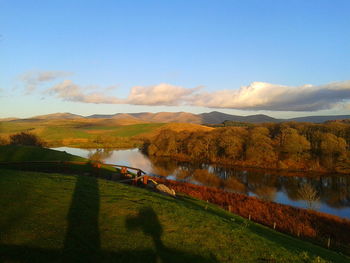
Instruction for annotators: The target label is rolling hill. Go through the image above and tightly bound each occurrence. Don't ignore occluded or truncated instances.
[199,111,279,124]
[30,112,84,120]
[288,115,350,123]
[4,111,350,124]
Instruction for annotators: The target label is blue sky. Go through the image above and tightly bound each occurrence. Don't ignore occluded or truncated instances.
[1,0,350,118]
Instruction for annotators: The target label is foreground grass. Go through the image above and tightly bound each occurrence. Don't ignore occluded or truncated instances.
[0,170,348,262]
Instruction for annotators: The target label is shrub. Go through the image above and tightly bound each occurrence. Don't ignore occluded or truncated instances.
[0,136,9,145]
[9,132,45,147]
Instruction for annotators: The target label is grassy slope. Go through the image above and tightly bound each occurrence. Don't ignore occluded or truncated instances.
[0,169,348,263]
[0,120,214,148]
[0,145,86,162]
[0,120,166,147]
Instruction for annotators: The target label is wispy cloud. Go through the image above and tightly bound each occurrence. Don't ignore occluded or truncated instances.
[19,70,73,93]
[47,80,122,104]
[47,81,199,105]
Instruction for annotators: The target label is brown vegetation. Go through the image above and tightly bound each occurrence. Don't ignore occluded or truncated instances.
[0,136,9,146]
[143,121,350,173]
[9,132,46,147]
[154,177,350,253]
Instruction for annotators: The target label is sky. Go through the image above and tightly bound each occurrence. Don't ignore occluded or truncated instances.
[1,0,350,118]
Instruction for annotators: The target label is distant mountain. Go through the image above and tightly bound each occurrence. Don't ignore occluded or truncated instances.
[132,112,201,123]
[88,112,201,124]
[200,111,280,124]
[30,113,84,120]
[112,113,140,120]
[4,111,350,125]
[288,115,350,123]
[86,114,116,119]
[0,117,18,121]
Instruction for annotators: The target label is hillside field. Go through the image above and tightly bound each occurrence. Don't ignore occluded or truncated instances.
[0,119,214,148]
[1,169,349,262]
[0,119,166,148]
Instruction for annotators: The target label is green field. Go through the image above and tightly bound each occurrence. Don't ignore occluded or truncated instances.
[0,120,165,147]
[1,169,349,262]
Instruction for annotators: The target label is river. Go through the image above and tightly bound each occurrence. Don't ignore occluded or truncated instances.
[53,147,350,219]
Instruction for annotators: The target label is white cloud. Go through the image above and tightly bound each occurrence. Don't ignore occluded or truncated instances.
[191,81,350,111]
[21,69,350,112]
[47,80,350,111]
[47,81,199,105]
[125,83,200,106]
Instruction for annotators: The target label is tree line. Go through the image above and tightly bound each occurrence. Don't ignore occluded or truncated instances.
[142,121,350,173]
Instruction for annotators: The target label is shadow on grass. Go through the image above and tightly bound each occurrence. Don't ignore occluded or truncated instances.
[0,175,217,263]
[145,193,350,263]
[62,175,101,261]
[126,206,217,263]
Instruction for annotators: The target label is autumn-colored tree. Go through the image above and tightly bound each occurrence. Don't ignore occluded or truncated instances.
[148,129,178,156]
[320,132,347,168]
[175,130,191,155]
[216,127,247,160]
[245,127,277,167]
[279,127,311,161]
[143,122,350,172]
[186,132,215,161]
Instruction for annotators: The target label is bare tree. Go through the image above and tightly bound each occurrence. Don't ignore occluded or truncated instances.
[297,183,320,210]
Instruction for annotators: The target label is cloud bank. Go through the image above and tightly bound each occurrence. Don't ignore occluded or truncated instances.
[126,84,200,106]
[48,80,350,111]
[192,81,350,111]
[19,71,350,111]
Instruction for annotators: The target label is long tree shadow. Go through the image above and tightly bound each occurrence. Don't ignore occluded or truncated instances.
[0,175,217,262]
[62,175,101,262]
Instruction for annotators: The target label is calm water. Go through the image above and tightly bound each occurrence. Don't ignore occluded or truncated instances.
[54,147,350,219]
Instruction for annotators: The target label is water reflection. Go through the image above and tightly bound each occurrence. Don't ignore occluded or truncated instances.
[54,147,350,219]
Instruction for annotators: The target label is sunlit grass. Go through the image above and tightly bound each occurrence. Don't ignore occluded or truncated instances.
[0,120,165,147]
[0,145,86,162]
